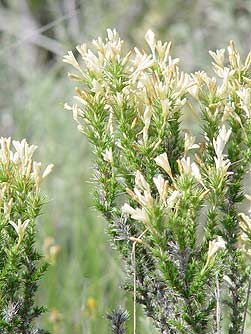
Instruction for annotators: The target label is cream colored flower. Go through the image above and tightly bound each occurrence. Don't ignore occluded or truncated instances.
[145,29,156,58]
[9,218,30,248]
[135,170,150,191]
[130,48,154,80]
[160,99,171,120]
[155,81,167,100]
[209,49,225,68]
[83,49,102,75]
[0,137,12,163]
[227,40,241,69]
[42,164,54,179]
[154,153,173,180]
[126,171,153,209]
[166,190,180,208]
[102,148,114,165]
[86,29,123,64]
[76,43,87,58]
[153,174,169,203]
[236,87,251,118]
[213,125,231,157]
[239,213,251,236]
[142,105,152,143]
[188,82,199,100]
[216,67,231,96]
[202,236,226,273]
[156,40,172,62]
[122,203,149,225]
[208,236,226,259]
[0,185,7,209]
[13,139,37,163]
[4,198,13,220]
[183,130,199,155]
[244,50,251,67]
[33,162,54,191]
[179,157,201,181]
[63,51,82,72]
[213,125,232,172]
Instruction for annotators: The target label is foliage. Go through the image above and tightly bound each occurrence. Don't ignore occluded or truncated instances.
[0,138,53,334]
[65,29,251,333]
[1,1,251,333]
[107,306,130,334]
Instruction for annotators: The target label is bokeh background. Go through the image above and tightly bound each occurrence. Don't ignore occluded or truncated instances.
[0,1,251,333]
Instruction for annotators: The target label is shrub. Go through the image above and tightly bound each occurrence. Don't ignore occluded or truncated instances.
[64,29,251,334]
[0,137,53,334]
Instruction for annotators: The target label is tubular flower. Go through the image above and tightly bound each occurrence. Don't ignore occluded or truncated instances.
[9,219,30,248]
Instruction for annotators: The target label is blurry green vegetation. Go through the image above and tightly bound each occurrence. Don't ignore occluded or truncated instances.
[0,0,251,333]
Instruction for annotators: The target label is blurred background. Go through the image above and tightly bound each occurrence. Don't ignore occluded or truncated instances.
[0,0,251,333]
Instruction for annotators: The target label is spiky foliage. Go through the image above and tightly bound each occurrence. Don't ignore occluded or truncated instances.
[107,306,129,334]
[64,29,251,333]
[0,137,53,334]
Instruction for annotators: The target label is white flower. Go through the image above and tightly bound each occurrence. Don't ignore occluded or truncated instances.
[133,187,153,208]
[13,139,37,163]
[216,67,231,95]
[83,50,102,75]
[156,40,172,62]
[106,28,121,46]
[89,29,123,63]
[0,137,12,163]
[214,155,231,172]
[236,88,251,118]
[244,50,251,68]
[153,174,169,203]
[122,203,149,225]
[245,194,251,214]
[208,236,226,259]
[32,162,54,191]
[183,130,199,155]
[154,153,173,180]
[179,157,201,181]
[142,105,152,143]
[202,236,226,273]
[166,190,180,208]
[155,81,167,100]
[0,185,7,208]
[239,213,251,236]
[213,125,232,173]
[135,171,150,191]
[42,164,54,179]
[125,171,153,209]
[209,49,225,67]
[72,104,79,122]
[227,40,241,69]
[213,125,231,158]
[9,219,30,248]
[91,79,103,95]
[145,29,156,58]
[160,99,171,119]
[115,93,123,108]
[188,82,199,100]
[63,51,82,72]
[222,102,236,123]
[130,48,154,80]
[4,198,13,220]
[76,43,87,58]
[102,147,114,165]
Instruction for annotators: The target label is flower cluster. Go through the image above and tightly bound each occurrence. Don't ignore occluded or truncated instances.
[0,137,53,334]
[65,29,251,334]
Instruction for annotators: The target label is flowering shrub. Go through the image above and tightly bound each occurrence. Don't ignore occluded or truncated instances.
[0,137,53,334]
[64,29,251,334]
